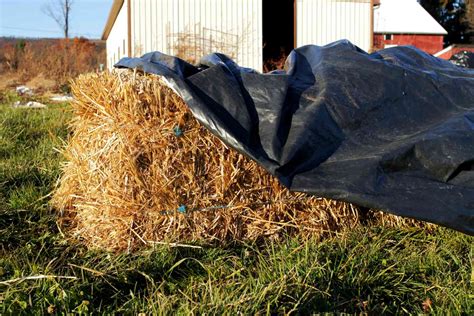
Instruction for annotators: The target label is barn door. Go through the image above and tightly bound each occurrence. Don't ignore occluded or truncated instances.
[262,0,295,71]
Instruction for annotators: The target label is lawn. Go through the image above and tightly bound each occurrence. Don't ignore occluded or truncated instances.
[0,90,472,314]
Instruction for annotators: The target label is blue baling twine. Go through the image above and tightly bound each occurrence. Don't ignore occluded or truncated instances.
[160,197,311,216]
[173,126,183,137]
[178,205,187,213]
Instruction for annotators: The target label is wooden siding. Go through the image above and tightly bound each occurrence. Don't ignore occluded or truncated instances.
[374,34,444,55]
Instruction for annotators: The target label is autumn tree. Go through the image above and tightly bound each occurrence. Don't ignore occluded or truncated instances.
[419,0,468,44]
[462,0,474,41]
[42,0,74,38]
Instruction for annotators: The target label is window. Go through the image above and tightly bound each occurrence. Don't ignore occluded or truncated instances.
[384,34,393,41]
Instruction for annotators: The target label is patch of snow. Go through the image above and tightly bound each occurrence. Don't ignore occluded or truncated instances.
[16,85,34,96]
[12,101,47,109]
[50,95,74,102]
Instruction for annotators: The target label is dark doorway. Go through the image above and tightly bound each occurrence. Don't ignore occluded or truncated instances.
[263,0,295,72]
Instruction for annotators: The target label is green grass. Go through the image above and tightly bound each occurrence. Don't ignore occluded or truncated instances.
[0,90,473,315]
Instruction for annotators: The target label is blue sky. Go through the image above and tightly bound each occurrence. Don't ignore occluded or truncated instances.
[0,0,114,39]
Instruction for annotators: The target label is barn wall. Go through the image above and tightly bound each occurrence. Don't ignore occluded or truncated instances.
[374,34,444,55]
[106,0,129,69]
[296,0,372,52]
[130,0,263,71]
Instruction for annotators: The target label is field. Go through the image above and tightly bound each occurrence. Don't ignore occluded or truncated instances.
[0,90,473,314]
[0,37,105,92]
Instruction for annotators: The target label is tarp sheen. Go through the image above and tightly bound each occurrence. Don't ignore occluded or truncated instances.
[116,40,474,235]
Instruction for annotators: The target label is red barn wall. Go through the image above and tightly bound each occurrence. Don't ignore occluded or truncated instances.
[374,34,444,55]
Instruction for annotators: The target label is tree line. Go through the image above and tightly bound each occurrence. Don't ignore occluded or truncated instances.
[420,0,474,45]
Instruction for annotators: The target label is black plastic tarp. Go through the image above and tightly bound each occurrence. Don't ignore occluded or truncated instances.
[116,40,474,235]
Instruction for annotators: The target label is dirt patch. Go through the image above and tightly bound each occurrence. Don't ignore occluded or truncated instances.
[0,72,57,94]
[0,72,21,91]
[26,73,57,92]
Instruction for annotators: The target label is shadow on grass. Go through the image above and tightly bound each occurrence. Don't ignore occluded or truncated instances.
[0,98,472,314]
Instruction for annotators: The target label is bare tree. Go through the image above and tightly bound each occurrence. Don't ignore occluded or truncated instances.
[464,0,474,42]
[42,0,74,38]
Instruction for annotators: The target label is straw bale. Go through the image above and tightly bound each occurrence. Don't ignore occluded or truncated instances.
[52,70,425,252]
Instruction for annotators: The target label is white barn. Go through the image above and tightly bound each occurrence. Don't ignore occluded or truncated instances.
[102,0,375,71]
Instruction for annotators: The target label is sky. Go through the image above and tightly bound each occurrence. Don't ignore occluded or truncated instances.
[0,0,114,39]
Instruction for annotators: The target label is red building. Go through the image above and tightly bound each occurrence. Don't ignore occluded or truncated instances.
[373,0,447,55]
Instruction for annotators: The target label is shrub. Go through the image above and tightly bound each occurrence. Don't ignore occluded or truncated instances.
[0,38,105,91]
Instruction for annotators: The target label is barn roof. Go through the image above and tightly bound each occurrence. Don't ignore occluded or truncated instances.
[374,0,447,35]
[102,0,125,40]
